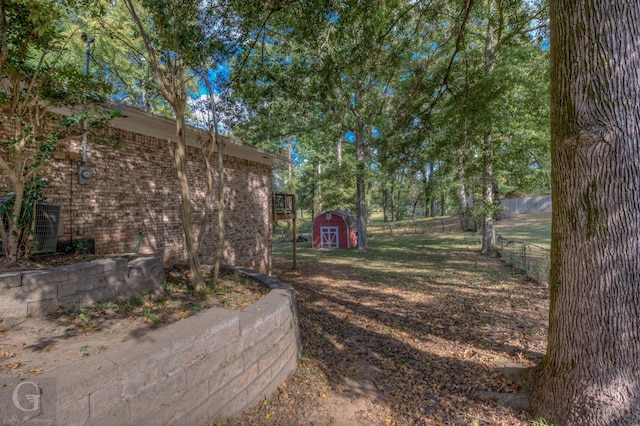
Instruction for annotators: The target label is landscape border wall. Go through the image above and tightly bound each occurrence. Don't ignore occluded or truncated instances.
[0,265,301,425]
[0,255,165,317]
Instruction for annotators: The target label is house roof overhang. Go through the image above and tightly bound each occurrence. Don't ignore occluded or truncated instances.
[51,103,285,167]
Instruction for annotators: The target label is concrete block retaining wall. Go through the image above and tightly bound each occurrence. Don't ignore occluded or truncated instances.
[0,266,301,425]
[0,255,165,317]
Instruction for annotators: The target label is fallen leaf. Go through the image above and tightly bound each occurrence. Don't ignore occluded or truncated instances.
[29,369,43,377]
[0,349,16,359]
[8,362,21,370]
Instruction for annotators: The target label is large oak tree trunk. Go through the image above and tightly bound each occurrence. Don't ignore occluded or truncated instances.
[530,2,640,424]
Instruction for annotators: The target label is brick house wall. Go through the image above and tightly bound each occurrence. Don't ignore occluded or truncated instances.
[0,107,280,274]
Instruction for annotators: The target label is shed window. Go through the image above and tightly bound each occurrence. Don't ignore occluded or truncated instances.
[326,213,332,220]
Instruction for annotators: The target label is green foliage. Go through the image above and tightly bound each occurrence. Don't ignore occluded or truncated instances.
[228,0,549,240]
[0,177,49,255]
[142,307,160,323]
[0,0,113,263]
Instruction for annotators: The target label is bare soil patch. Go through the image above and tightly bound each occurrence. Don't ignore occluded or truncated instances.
[0,264,269,379]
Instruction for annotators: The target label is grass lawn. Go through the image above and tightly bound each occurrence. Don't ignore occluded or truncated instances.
[234,216,549,425]
[495,212,551,249]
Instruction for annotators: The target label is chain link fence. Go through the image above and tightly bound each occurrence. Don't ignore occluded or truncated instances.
[497,235,550,286]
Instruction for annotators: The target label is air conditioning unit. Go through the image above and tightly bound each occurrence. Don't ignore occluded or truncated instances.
[32,202,61,253]
[0,199,61,254]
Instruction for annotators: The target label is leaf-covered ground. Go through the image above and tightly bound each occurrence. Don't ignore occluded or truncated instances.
[230,226,549,425]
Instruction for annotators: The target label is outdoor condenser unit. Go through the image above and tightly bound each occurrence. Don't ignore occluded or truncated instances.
[0,199,61,254]
[32,202,61,253]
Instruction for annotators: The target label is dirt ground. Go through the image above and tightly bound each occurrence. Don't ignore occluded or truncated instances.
[229,243,549,426]
[1,236,549,425]
[0,266,268,379]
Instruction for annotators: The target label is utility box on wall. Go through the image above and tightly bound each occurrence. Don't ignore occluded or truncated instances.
[78,166,92,185]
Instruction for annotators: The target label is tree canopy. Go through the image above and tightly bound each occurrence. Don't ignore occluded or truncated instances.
[228,0,549,248]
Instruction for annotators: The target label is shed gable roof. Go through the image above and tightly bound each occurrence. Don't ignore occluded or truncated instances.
[316,210,358,229]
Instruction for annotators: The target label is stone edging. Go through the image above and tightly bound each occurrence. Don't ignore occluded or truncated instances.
[0,254,165,317]
[0,265,301,425]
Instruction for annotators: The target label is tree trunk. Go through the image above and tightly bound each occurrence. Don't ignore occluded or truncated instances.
[355,117,368,250]
[123,0,204,289]
[382,176,389,223]
[457,184,467,214]
[3,180,24,264]
[530,2,640,424]
[480,0,497,254]
[424,164,430,217]
[457,162,467,214]
[316,160,323,214]
[396,186,402,220]
[213,139,225,286]
[458,107,469,215]
[287,136,293,187]
[480,132,496,254]
[390,177,395,222]
[1,136,30,263]
[174,108,205,290]
[429,163,436,218]
[411,197,419,219]
[205,77,225,288]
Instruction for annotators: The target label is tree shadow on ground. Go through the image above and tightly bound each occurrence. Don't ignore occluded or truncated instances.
[234,234,548,425]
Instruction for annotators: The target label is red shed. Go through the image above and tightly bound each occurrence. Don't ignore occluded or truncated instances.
[312,210,358,249]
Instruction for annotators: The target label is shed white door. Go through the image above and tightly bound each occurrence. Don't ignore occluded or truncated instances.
[320,226,339,248]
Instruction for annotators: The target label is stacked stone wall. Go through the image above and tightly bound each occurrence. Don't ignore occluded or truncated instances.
[0,255,165,317]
